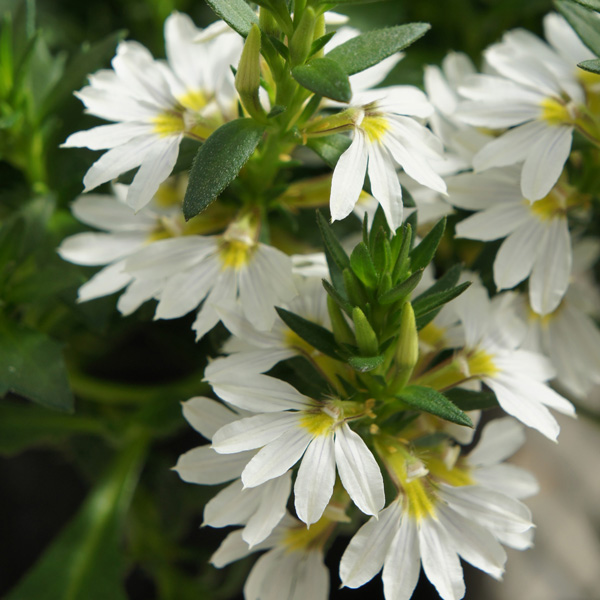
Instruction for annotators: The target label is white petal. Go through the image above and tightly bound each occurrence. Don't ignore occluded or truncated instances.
[455,202,530,242]
[241,426,313,488]
[210,530,253,568]
[76,260,132,302]
[366,142,403,229]
[382,514,421,600]
[340,502,402,589]
[330,132,368,222]
[116,277,164,315]
[294,434,336,526]
[468,417,526,467]
[62,122,151,150]
[173,446,251,484]
[58,232,145,266]
[529,216,571,314]
[70,193,155,232]
[203,479,259,528]
[334,423,385,516]
[291,551,329,600]
[521,126,573,201]
[475,464,539,499]
[212,412,300,454]
[182,396,238,440]
[419,517,465,600]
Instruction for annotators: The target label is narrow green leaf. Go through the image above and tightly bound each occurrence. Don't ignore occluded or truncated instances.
[310,32,336,58]
[398,385,473,427]
[343,267,369,307]
[292,57,352,103]
[348,355,384,372]
[555,0,600,56]
[326,23,430,75]
[378,268,423,305]
[372,229,392,275]
[444,388,499,411]
[323,279,353,315]
[578,58,600,73]
[571,0,600,11]
[6,439,146,600]
[205,0,258,37]
[316,210,350,270]
[414,264,462,301]
[350,242,378,288]
[306,133,351,167]
[266,34,290,61]
[391,223,412,282]
[276,307,340,359]
[183,118,264,220]
[413,282,471,329]
[0,318,73,412]
[410,216,446,272]
[369,205,391,251]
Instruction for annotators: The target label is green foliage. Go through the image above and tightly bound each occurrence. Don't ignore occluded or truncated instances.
[306,133,351,167]
[292,57,352,103]
[555,0,600,56]
[183,118,265,220]
[205,0,258,37]
[444,388,499,411]
[413,282,471,329]
[347,354,385,372]
[579,58,600,72]
[410,217,446,272]
[397,385,473,427]
[326,23,431,75]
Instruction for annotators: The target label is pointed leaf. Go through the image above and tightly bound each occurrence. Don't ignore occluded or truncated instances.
[398,385,473,427]
[572,0,600,9]
[410,217,446,272]
[276,307,340,359]
[414,264,462,301]
[413,282,471,329]
[444,388,499,411]
[310,32,336,58]
[348,355,384,373]
[578,58,600,73]
[350,242,378,288]
[183,119,265,220]
[322,279,353,315]
[317,210,350,270]
[326,23,430,75]
[205,0,259,37]
[292,57,352,103]
[307,133,351,168]
[378,268,423,305]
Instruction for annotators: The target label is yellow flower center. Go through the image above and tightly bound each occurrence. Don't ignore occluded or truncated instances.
[283,515,333,552]
[426,457,474,487]
[152,112,186,137]
[467,349,498,377]
[299,411,336,437]
[419,322,446,351]
[218,238,256,270]
[178,90,208,112]
[361,115,390,143]
[404,478,436,521]
[540,97,573,126]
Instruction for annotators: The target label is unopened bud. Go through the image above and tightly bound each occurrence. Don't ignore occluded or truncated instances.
[327,296,354,346]
[391,302,419,392]
[235,24,267,122]
[290,6,316,66]
[352,307,379,357]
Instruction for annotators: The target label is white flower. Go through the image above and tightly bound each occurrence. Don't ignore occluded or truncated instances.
[210,372,384,526]
[173,397,290,547]
[329,94,447,229]
[448,166,579,314]
[449,285,575,441]
[339,438,534,600]
[455,18,589,201]
[211,513,330,600]
[122,216,297,337]
[63,12,241,211]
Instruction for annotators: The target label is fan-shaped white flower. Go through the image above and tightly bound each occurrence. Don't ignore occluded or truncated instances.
[63,12,241,211]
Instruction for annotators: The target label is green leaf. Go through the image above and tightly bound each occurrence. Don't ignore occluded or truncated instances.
[310,32,336,58]
[292,57,352,103]
[413,282,471,329]
[205,0,259,37]
[350,242,378,288]
[316,210,350,270]
[397,385,473,427]
[322,279,353,315]
[378,268,423,305]
[306,133,351,168]
[414,264,462,301]
[276,307,340,359]
[372,228,392,275]
[571,0,600,11]
[444,388,499,411]
[348,355,384,372]
[578,58,600,73]
[0,318,73,412]
[555,0,600,56]
[326,23,430,75]
[410,216,446,272]
[6,438,146,600]
[319,0,387,4]
[183,118,264,220]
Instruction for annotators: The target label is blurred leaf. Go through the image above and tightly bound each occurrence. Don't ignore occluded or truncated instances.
[413,281,471,329]
[6,437,147,600]
[205,0,258,37]
[578,57,600,72]
[316,210,350,270]
[183,118,265,220]
[398,385,473,427]
[555,0,600,56]
[326,23,431,75]
[292,57,352,102]
[571,0,600,10]
[348,354,384,372]
[444,388,499,411]
[0,317,74,411]
[350,241,378,288]
[410,216,446,272]
[378,268,423,305]
[306,133,351,167]
[26,36,66,114]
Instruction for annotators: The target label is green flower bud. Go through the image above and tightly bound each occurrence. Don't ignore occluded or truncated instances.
[235,24,267,122]
[352,307,379,356]
[327,295,354,346]
[290,6,316,67]
[391,301,419,392]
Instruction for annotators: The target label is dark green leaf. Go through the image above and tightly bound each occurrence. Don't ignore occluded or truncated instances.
[410,217,446,272]
[391,223,412,282]
[267,104,286,118]
[310,32,336,58]
[348,354,384,372]
[414,264,462,301]
[398,385,473,427]
[319,0,387,4]
[378,268,423,305]
[6,439,146,600]
[555,0,600,56]
[292,57,352,103]
[316,210,350,270]
[276,307,340,359]
[413,282,471,329]
[444,388,499,411]
[322,279,353,315]
[266,34,290,60]
[326,23,430,75]
[369,205,391,250]
[205,0,258,37]
[0,318,73,412]
[350,242,378,288]
[306,133,351,167]
[571,0,600,11]
[183,118,264,220]
[578,58,600,73]
[372,228,392,275]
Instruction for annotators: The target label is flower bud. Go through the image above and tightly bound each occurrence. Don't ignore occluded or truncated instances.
[235,24,267,122]
[352,307,379,356]
[391,302,419,392]
[327,296,354,346]
[290,6,316,66]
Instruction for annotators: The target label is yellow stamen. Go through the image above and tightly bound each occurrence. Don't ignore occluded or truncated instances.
[419,322,446,350]
[404,478,436,520]
[426,457,474,487]
[540,97,573,126]
[218,238,256,270]
[299,411,335,437]
[361,115,389,143]
[152,112,185,137]
[467,349,498,377]
[178,90,208,112]
[283,515,333,552]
